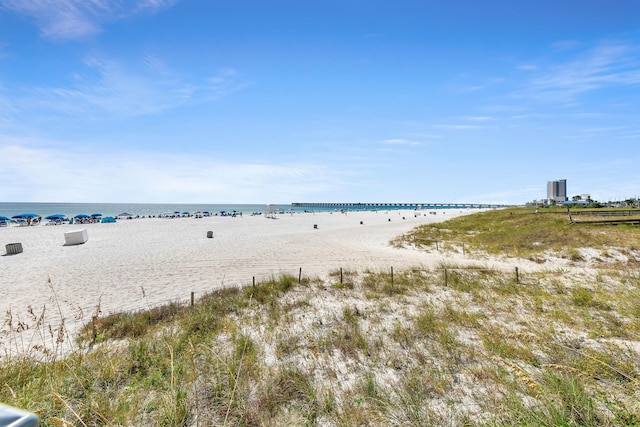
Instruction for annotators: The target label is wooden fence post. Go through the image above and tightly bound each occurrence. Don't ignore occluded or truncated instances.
[391,266,394,289]
[299,267,302,284]
[515,267,519,284]
[191,291,195,308]
[340,267,343,284]
[444,268,448,287]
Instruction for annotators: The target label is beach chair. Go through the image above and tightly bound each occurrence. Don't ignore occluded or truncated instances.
[0,220,8,227]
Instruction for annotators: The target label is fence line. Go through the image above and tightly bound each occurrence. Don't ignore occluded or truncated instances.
[1,263,526,359]
[94,264,526,317]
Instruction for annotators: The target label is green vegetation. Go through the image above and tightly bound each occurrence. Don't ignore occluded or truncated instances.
[1,209,640,425]
[396,207,640,260]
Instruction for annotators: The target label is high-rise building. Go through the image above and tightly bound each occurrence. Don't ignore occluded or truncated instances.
[547,179,567,203]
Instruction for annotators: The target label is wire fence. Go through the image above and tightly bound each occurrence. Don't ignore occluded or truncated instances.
[0,262,525,360]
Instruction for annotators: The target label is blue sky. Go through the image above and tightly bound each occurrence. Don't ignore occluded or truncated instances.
[1,1,640,204]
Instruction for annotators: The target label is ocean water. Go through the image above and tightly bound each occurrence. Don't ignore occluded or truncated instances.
[0,202,469,220]
[0,202,301,219]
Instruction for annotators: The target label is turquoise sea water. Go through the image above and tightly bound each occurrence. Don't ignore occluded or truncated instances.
[0,202,471,220]
[0,202,299,219]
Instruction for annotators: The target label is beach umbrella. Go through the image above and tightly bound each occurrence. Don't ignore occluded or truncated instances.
[118,212,133,217]
[45,214,66,220]
[74,214,90,219]
[91,213,103,218]
[13,213,38,219]
[0,216,10,221]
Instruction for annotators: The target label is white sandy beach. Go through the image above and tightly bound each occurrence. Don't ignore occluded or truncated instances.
[0,209,505,353]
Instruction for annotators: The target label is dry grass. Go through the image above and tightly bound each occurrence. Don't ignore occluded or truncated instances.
[395,207,640,263]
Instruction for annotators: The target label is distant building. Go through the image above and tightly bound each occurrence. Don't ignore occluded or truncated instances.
[547,179,567,204]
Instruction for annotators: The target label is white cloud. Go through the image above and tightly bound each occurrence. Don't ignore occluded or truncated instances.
[619,130,640,139]
[134,0,178,13]
[520,40,640,103]
[6,55,246,120]
[0,0,177,40]
[0,138,343,203]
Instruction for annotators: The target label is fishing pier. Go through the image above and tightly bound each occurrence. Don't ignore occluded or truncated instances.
[292,202,507,211]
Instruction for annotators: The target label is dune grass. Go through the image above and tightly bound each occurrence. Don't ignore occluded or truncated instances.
[396,207,640,261]
[1,208,639,425]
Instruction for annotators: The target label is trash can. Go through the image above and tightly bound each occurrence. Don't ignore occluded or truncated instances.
[5,243,23,255]
[0,404,39,426]
[207,231,213,238]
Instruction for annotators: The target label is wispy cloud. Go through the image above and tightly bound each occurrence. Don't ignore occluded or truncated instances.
[465,116,496,122]
[0,139,342,203]
[0,0,178,40]
[519,40,640,103]
[619,129,640,139]
[134,0,178,13]
[8,55,247,120]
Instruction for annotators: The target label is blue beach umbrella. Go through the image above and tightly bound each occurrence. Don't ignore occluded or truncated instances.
[0,216,10,221]
[45,214,66,220]
[13,213,38,219]
[91,213,103,217]
[74,214,90,219]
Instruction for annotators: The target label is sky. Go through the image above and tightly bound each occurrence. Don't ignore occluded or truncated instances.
[1,1,640,204]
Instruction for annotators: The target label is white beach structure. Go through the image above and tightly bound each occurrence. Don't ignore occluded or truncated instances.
[64,229,89,246]
[266,204,276,219]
